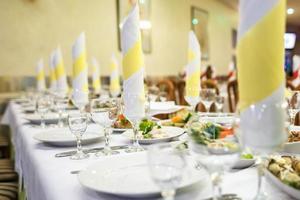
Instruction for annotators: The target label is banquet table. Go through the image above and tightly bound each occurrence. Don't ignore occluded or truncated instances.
[1,101,296,200]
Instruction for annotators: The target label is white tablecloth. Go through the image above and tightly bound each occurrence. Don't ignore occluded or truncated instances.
[1,102,295,200]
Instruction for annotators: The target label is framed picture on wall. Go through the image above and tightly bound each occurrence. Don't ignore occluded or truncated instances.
[116,0,152,53]
[191,7,209,60]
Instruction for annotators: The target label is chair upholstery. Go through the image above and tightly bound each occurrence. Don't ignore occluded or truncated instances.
[227,80,239,113]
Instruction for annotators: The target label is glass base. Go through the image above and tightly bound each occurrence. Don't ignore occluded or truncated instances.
[254,192,268,200]
[95,149,120,156]
[70,151,89,160]
[125,145,144,153]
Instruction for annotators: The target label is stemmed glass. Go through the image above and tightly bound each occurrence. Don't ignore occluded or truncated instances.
[239,102,287,199]
[71,89,89,112]
[37,97,51,128]
[54,91,69,128]
[287,91,300,128]
[148,143,186,200]
[215,96,225,114]
[68,112,89,160]
[200,89,216,113]
[123,93,145,153]
[90,98,120,156]
[184,88,200,113]
[188,114,241,200]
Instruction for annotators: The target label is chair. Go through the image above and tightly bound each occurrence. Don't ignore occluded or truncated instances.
[286,80,295,91]
[156,79,176,102]
[227,80,239,113]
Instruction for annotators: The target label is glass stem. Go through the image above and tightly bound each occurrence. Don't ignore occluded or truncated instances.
[41,114,45,128]
[104,127,111,151]
[255,157,267,199]
[161,189,175,200]
[133,122,140,148]
[58,110,63,127]
[76,135,83,154]
[211,172,222,200]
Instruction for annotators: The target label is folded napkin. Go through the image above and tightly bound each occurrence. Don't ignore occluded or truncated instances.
[185,31,201,106]
[91,57,101,94]
[121,4,145,121]
[49,51,57,92]
[35,58,46,92]
[109,54,121,97]
[53,47,68,93]
[72,32,89,103]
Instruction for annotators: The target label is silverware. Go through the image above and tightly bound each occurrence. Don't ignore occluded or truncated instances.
[55,145,129,158]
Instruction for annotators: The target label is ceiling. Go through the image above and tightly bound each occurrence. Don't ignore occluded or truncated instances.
[218,0,300,26]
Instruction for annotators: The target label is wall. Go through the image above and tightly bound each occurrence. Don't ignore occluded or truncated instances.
[0,0,237,77]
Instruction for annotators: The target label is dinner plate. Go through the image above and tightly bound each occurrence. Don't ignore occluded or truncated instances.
[199,114,236,126]
[265,169,300,200]
[24,113,67,124]
[34,128,104,146]
[78,154,203,198]
[122,126,185,144]
[112,128,129,133]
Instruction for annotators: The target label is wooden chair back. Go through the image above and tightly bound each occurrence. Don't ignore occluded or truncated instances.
[227,80,239,113]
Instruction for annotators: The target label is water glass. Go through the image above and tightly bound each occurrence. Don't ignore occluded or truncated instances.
[215,96,225,113]
[68,112,89,160]
[148,143,186,200]
[200,89,216,113]
[91,98,119,156]
[37,97,51,128]
[54,95,69,128]
[188,115,240,199]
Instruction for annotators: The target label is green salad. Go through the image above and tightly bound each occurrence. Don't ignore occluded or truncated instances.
[139,119,161,139]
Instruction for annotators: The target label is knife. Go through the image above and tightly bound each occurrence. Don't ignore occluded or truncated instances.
[55,145,128,158]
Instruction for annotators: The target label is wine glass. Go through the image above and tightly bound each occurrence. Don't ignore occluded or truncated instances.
[90,98,119,156]
[287,91,300,128]
[200,89,216,113]
[184,88,200,113]
[148,143,186,200]
[37,97,51,128]
[188,114,241,200]
[215,96,225,114]
[54,91,69,128]
[123,93,145,153]
[68,112,89,160]
[71,89,89,112]
[239,102,287,199]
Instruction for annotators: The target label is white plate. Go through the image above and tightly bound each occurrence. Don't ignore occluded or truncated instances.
[149,101,183,116]
[232,158,255,169]
[265,169,300,200]
[24,113,67,124]
[34,128,104,146]
[78,154,203,198]
[199,115,236,126]
[122,126,185,144]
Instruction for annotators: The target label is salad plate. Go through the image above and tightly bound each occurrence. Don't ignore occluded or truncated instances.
[149,101,183,116]
[34,128,104,146]
[78,153,203,198]
[122,126,185,144]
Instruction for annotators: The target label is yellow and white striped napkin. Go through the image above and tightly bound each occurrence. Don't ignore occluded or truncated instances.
[185,31,201,106]
[237,0,286,151]
[91,57,101,94]
[109,54,121,97]
[36,58,46,92]
[72,32,89,101]
[49,51,57,92]
[53,47,68,93]
[121,4,145,121]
